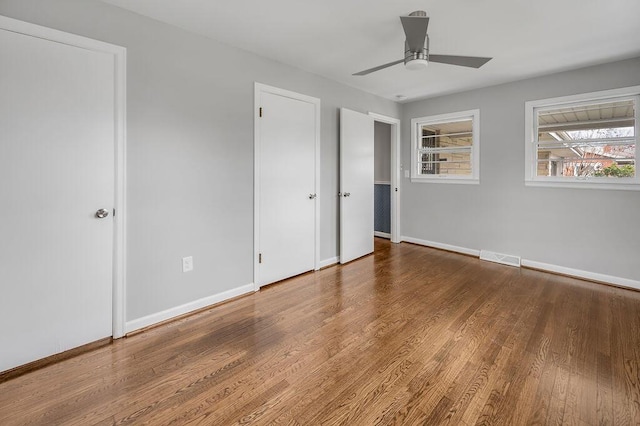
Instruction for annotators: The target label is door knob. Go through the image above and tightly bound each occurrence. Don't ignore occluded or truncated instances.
[308,193,317,199]
[95,208,110,219]
[343,192,351,197]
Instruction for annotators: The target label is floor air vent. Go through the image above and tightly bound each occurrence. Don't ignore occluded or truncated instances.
[479,250,521,267]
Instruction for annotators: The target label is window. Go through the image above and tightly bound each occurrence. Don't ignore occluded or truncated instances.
[410,109,480,184]
[525,86,640,190]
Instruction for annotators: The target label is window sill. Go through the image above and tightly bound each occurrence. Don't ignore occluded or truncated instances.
[411,177,479,185]
[525,179,640,191]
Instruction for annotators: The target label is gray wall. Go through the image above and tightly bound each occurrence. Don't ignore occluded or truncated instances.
[0,0,399,322]
[374,121,391,182]
[2,0,636,325]
[401,57,640,282]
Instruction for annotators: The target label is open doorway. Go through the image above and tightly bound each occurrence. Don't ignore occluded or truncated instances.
[370,113,400,245]
[374,121,392,239]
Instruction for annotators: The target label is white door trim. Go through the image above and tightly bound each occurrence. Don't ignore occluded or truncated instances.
[0,16,128,339]
[368,112,401,244]
[253,83,321,291]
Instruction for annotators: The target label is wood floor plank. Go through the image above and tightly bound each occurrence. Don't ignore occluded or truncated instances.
[1,238,639,425]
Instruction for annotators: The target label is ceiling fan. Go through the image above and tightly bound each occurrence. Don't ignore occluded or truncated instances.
[353,11,492,76]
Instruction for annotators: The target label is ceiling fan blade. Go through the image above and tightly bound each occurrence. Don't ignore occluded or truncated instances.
[353,59,404,76]
[428,54,492,68]
[400,15,429,52]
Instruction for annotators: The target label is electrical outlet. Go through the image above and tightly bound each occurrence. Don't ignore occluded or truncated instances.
[404,170,410,178]
[182,256,193,272]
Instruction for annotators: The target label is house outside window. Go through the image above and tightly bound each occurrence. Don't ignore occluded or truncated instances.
[410,109,480,184]
[525,86,640,190]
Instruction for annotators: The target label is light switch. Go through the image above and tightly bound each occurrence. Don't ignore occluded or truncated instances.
[404,170,410,178]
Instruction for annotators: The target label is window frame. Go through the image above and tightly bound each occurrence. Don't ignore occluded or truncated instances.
[524,86,640,191]
[410,109,480,184]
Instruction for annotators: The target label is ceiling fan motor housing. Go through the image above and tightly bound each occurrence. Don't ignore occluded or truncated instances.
[404,38,429,70]
[404,11,429,70]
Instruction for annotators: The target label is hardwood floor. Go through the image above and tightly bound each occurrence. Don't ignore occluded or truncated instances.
[1,239,639,425]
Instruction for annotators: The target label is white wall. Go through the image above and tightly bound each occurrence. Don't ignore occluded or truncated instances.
[0,0,399,325]
[401,57,640,284]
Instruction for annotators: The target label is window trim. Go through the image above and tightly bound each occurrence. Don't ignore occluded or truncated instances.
[524,86,640,191]
[410,109,480,184]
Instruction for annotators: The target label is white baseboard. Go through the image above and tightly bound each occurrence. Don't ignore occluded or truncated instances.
[125,283,255,334]
[401,236,480,257]
[319,256,340,268]
[521,259,640,291]
[374,231,391,239]
[401,235,639,291]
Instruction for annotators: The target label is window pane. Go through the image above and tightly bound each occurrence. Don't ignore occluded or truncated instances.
[421,119,473,149]
[419,151,472,176]
[537,145,635,177]
[564,127,634,140]
[413,110,478,181]
[537,99,635,133]
[536,97,636,179]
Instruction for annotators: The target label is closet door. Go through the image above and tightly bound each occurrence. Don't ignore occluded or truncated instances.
[0,25,116,372]
[256,87,319,286]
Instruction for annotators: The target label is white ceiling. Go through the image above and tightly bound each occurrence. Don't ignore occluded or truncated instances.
[101,0,640,102]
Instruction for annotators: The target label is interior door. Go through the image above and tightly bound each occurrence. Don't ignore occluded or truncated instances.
[0,28,115,372]
[340,108,375,264]
[258,91,316,286]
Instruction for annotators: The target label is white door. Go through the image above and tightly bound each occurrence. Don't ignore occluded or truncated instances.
[257,89,318,286]
[0,27,115,372]
[340,108,375,264]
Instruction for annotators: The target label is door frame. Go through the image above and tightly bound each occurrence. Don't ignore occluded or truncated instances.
[369,112,401,244]
[253,83,321,290]
[0,16,128,338]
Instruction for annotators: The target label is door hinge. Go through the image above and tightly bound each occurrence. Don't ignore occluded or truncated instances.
[259,107,262,117]
[113,208,116,217]
[259,253,262,263]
